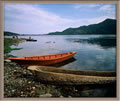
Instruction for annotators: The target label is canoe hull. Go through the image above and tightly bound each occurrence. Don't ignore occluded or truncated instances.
[9,51,77,66]
[35,71,116,85]
[28,66,116,85]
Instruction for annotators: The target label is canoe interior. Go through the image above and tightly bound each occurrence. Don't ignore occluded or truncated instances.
[8,51,77,66]
[28,66,116,85]
[28,66,116,77]
[8,51,77,61]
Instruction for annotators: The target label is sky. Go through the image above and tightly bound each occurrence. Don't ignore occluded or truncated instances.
[4,4,116,34]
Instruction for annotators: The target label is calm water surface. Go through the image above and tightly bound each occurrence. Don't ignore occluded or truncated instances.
[9,35,116,72]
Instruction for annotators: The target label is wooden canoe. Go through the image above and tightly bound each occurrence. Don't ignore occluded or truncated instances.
[28,66,116,85]
[8,51,77,66]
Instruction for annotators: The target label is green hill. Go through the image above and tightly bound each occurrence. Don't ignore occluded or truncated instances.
[48,19,116,35]
[4,31,20,36]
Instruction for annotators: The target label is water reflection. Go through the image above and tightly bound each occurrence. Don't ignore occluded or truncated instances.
[72,36,116,49]
[50,57,76,67]
[9,35,116,71]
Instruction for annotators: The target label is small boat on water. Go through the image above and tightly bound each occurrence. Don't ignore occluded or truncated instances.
[28,66,116,85]
[26,39,37,41]
[8,51,77,66]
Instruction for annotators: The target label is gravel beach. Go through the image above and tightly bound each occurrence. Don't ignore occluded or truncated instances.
[4,54,62,97]
[4,54,116,97]
[4,38,116,97]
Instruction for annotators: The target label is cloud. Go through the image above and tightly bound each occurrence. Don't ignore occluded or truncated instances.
[74,4,115,16]
[5,4,116,34]
[74,5,82,9]
[86,16,115,24]
[5,4,73,25]
[5,4,74,34]
[88,4,101,7]
[99,5,113,11]
[98,5,116,15]
[98,5,116,19]
[66,15,115,28]
[74,4,101,9]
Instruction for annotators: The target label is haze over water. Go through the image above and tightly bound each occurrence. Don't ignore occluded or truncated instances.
[9,35,116,72]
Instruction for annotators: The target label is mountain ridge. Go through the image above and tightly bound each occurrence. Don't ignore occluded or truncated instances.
[4,18,116,36]
[48,18,116,35]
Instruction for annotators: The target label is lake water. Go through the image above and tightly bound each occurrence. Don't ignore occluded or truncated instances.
[8,35,116,72]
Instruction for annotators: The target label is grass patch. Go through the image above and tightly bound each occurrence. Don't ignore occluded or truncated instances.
[4,38,25,53]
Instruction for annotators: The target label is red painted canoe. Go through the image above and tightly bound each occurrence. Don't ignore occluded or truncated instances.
[8,51,77,66]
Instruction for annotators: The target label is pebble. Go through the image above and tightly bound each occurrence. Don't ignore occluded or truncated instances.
[9,62,16,65]
[4,59,11,62]
[40,93,52,97]
[12,90,15,93]
[32,87,35,90]
[31,90,35,94]
[21,91,23,94]
[28,81,31,84]
[60,96,63,98]
[21,95,24,97]
[23,71,27,75]
[27,88,29,90]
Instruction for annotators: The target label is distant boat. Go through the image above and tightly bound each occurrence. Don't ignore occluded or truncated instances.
[26,39,37,41]
[28,66,116,85]
[45,41,51,43]
[8,51,77,66]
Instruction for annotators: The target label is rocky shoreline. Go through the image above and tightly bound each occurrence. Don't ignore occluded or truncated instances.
[4,38,116,97]
[4,54,61,97]
[4,54,116,97]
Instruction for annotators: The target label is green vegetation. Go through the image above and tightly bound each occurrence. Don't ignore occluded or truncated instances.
[4,38,24,53]
[4,32,20,36]
[48,19,116,35]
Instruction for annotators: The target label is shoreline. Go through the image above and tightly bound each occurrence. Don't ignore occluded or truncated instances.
[4,38,60,97]
[4,57,116,97]
[4,38,116,97]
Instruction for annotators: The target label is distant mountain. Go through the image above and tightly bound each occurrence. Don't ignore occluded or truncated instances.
[4,31,44,36]
[4,31,20,36]
[48,19,116,35]
[20,34,44,36]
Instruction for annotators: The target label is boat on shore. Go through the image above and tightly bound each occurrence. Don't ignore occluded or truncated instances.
[8,51,77,66]
[28,66,116,85]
